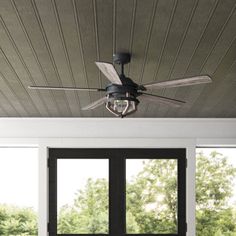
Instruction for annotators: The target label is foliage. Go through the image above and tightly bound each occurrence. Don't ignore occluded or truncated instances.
[196,151,236,209]
[1,151,236,235]
[0,204,37,235]
[57,153,236,234]
[196,151,236,236]
[58,178,108,234]
[196,208,236,236]
[126,159,177,233]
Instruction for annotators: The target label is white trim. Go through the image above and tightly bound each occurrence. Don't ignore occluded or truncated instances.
[38,144,48,236]
[197,138,236,147]
[0,118,236,138]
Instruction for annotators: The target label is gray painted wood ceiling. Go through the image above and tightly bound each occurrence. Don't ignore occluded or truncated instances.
[0,0,236,117]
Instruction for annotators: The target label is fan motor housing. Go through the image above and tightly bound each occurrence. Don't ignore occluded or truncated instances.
[105,77,139,100]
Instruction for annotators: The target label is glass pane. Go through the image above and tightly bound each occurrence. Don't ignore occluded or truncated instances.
[0,148,38,236]
[57,159,109,234]
[126,159,178,234]
[196,148,236,236]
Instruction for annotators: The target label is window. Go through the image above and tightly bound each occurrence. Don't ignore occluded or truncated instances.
[126,159,178,234]
[196,147,236,236]
[49,148,186,236]
[0,147,38,236]
[57,159,109,234]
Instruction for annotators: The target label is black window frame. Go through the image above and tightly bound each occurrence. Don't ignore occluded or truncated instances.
[48,148,186,236]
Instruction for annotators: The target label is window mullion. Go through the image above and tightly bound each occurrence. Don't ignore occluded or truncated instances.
[109,152,126,236]
[177,154,187,235]
[48,156,57,235]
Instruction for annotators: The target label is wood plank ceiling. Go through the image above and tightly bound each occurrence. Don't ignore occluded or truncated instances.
[0,0,236,117]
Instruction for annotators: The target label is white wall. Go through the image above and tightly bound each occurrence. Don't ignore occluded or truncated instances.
[0,118,236,236]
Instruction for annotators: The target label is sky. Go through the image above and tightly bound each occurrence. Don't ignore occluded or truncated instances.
[57,158,145,211]
[0,147,38,210]
[0,147,236,212]
[57,159,108,211]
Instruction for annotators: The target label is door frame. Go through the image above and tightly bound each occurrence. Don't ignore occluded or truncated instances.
[48,148,186,236]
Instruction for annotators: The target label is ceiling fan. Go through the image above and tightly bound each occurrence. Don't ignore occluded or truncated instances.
[28,53,212,117]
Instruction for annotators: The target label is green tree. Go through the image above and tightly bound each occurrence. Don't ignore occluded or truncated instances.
[126,153,236,235]
[0,152,235,235]
[58,178,108,234]
[57,151,236,235]
[0,204,37,235]
[196,151,236,236]
[126,159,177,233]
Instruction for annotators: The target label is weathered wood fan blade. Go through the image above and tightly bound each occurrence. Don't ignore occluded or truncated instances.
[95,62,122,85]
[142,75,212,89]
[82,97,107,110]
[139,93,185,107]
[28,86,105,92]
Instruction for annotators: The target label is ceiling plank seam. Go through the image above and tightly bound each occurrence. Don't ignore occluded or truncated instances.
[162,0,200,117]
[72,0,93,115]
[0,48,41,116]
[0,15,50,116]
[127,0,137,77]
[10,0,61,117]
[143,0,178,116]
[92,0,104,117]
[51,0,82,117]
[30,0,72,116]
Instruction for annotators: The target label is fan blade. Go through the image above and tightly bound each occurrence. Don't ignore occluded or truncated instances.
[139,93,185,107]
[142,75,212,89]
[28,86,105,92]
[95,62,122,85]
[82,97,107,110]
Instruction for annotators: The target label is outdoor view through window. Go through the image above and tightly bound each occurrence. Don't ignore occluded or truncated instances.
[56,158,178,234]
[126,159,178,234]
[0,147,38,236]
[196,148,236,236]
[57,159,109,234]
[1,147,235,235]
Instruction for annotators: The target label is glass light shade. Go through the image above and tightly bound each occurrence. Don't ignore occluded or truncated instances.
[106,98,137,117]
[113,99,129,113]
